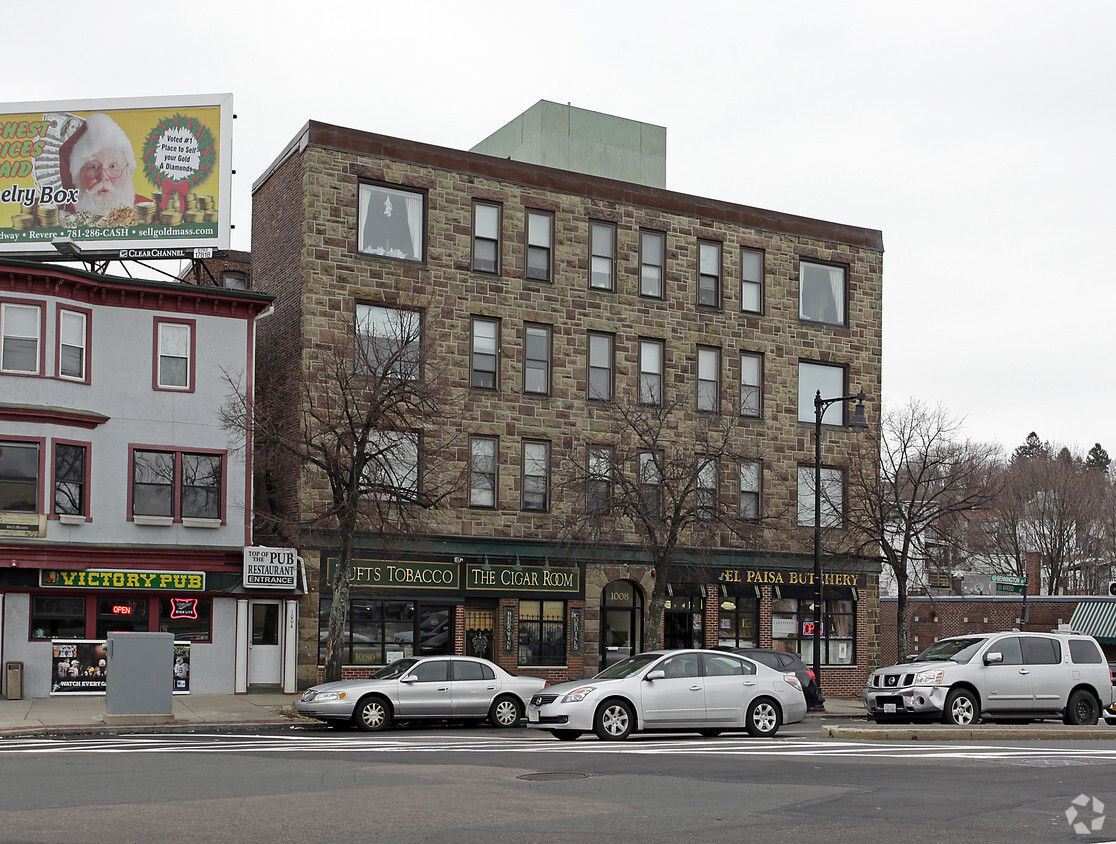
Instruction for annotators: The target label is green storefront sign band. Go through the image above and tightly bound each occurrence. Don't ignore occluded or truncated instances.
[40,570,207,591]
[330,559,581,594]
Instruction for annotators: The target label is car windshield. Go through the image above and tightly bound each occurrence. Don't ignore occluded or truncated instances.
[911,638,986,664]
[370,658,420,679]
[594,654,663,680]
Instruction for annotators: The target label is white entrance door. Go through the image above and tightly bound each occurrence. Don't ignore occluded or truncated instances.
[248,600,282,686]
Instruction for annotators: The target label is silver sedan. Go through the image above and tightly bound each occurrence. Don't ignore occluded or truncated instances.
[296,655,550,731]
[526,649,807,741]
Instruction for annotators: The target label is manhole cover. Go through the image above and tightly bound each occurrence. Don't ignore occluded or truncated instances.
[517,772,590,781]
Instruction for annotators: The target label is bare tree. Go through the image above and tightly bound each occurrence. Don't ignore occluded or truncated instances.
[223,304,462,682]
[845,401,1000,661]
[553,388,778,651]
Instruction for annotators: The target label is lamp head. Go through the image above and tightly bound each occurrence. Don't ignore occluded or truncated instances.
[848,392,869,430]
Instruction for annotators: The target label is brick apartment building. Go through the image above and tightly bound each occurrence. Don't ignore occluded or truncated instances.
[249,102,884,699]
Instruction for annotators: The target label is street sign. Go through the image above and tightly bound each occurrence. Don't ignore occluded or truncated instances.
[991,574,1027,586]
[995,582,1026,594]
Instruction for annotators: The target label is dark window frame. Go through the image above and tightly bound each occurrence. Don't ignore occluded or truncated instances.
[52,439,90,520]
[470,316,499,390]
[639,338,664,405]
[521,439,550,512]
[799,258,848,327]
[698,240,722,308]
[472,201,501,274]
[56,303,92,383]
[639,230,665,298]
[740,248,765,314]
[523,323,552,395]
[518,599,567,666]
[469,435,498,509]
[357,181,427,263]
[587,331,614,401]
[740,351,763,418]
[697,345,721,413]
[0,436,43,514]
[525,209,554,282]
[589,221,616,291]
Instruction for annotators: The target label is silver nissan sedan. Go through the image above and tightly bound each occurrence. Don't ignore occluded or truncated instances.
[297,655,550,731]
[526,649,806,741]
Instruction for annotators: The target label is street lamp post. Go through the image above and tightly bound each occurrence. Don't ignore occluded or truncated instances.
[812,389,868,711]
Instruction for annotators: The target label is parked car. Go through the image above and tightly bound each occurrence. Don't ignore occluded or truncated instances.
[526,648,807,741]
[296,655,549,731]
[720,647,822,710]
[863,632,1114,726]
[1104,663,1116,725]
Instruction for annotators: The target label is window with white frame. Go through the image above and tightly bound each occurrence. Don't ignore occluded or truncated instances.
[358,183,424,261]
[639,451,661,515]
[698,241,721,307]
[363,431,419,499]
[155,319,192,390]
[639,339,663,405]
[697,346,720,412]
[524,324,551,395]
[473,202,500,273]
[640,231,664,297]
[0,441,38,512]
[2,301,42,374]
[590,222,615,290]
[799,260,846,325]
[588,332,613,401]
[470,317,499,389]
[797,466,844,527]
[53,443,87,517]
[526,210,553,281]
[739,460,761,519]
[798,362,845,424]
[588,446,612,512]
[58,309,88,381]
[741,248,764,313]
[740,352,762,417]
[697,457,718,519]
[469,436,497,508]
[356,304,420,378]
[522,440,549,511]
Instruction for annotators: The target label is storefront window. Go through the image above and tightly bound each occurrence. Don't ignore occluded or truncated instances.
[773,588,856,665]
[95,596,149,638]
[518,600,565,666]
[663,589,704,650]
[319,599,454,666]
[160,597,211,641]
[30,595,86,639]
[717,590,759,648]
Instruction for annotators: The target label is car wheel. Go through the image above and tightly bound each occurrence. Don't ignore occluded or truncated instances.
[593,699,635,741]
[355,696,392,732]
[1064,690,1100,726]
[551,730,582,741]
[746,698,782,737]
[489,695,524,728]
[698,729,722,737]
[942,688,978,726]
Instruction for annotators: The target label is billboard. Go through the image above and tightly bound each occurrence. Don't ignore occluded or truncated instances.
[0,94,232,258]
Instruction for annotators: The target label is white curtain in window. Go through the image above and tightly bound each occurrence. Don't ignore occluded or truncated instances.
[404,194,423,259]
[827,267,844,323]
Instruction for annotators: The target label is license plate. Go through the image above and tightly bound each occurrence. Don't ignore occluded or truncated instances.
[528,710,539,722]
[883,703,896,713]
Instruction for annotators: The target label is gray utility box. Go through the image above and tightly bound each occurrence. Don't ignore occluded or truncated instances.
[5,661,22,700]
[104,631,174,724]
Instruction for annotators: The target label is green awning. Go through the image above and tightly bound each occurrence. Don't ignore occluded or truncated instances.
[1069,602,1116,643]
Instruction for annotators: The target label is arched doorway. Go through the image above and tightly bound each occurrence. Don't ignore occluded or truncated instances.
[601,580,643,668]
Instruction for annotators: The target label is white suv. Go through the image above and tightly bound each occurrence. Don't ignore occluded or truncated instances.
[863,632,1113,726]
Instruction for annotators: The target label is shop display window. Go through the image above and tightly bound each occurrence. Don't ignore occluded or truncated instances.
[30,595,86,639]
[159,597,212,641]
[95,596,149,638]
[717,592,759,648]
[518,599,565,666]
[773,589,856,666]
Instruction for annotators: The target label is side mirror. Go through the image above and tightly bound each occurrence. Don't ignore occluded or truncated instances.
[984,652,1003,665]
[399,675,417,683]
[644,669,665,682]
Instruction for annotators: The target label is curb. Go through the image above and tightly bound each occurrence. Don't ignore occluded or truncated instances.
[0,719,322,739]
[823,724,1116,741]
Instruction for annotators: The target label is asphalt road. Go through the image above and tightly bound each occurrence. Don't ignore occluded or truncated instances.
[1,721,1113,843]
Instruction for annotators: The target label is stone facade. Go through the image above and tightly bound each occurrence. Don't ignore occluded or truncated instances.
[251,120,884,697]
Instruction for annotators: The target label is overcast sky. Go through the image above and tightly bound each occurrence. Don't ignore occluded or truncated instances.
[15,1,1115,455]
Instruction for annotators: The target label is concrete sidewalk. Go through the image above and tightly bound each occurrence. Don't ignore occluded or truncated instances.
[0,693,867,738]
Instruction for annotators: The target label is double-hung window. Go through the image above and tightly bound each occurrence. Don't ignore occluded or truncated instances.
[800,260,846,325]
[154,318,194,391]
[57,307,89,381]
[640,231,664,298]
[588,447,612,512]
[53,442,88,517]
[639,339,663,405]
[697,457,717,519]
[798,362,845,424]
[739,460,761,519]
[797,466,844,527]
[740,352,762,417]
[358,183,424,262]
[524,324,551,395]
[469,436,497,508]
[639,451,661,515]
[470,317,499,389]
[363,431,420,501]
[0,440,39,512]
[522,440,549,511]
[526,210,553,281]
[473,202,500,273]
[697,346,720,412]
[741,249,764,313]
[2,301,42,374]
[356,304,420,378]
[588,332,613,401]
[590,222,615,290]
[698,241,721,307]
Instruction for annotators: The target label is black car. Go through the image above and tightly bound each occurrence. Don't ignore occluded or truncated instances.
[722,647,822,709]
